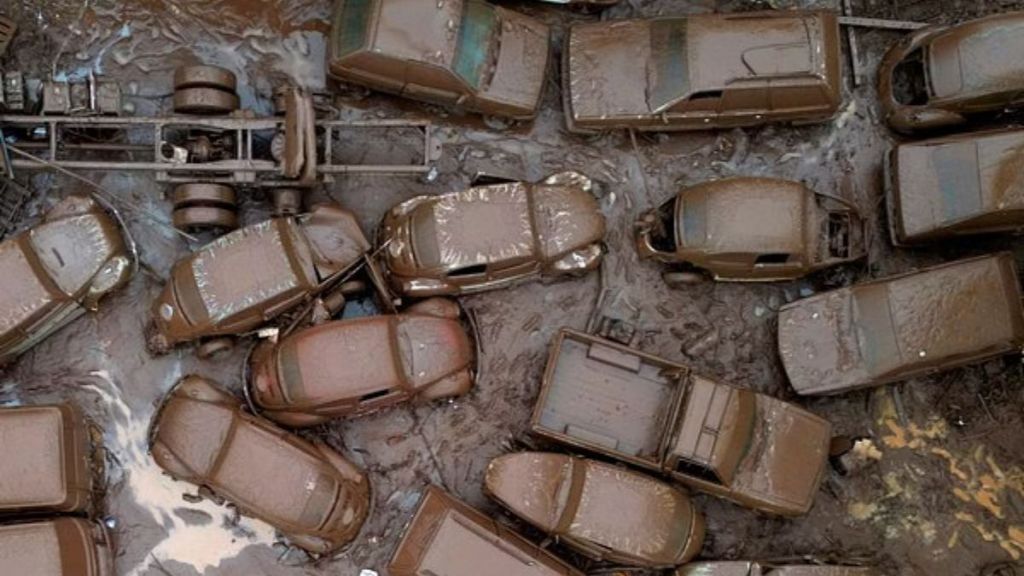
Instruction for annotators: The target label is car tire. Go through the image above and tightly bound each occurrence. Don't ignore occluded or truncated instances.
[196,337,234,360]
[174,65,238,92]
[663,271,705,288]
[172,205,238,232]
[173,87,239,115]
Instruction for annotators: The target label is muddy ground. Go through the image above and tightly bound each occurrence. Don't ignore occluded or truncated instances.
[2,0,1024,575]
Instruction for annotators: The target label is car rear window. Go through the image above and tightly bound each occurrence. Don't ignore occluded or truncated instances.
[453,0,498,89]
[333,0,374,58]
[648,19,691,112]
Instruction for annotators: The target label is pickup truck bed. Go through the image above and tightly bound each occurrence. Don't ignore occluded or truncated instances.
[533,330,686,466]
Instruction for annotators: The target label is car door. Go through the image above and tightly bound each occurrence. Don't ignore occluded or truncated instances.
[663,91,723,129]
[719,85,770,127]
[342,51,408,96]
[403,62,467,107]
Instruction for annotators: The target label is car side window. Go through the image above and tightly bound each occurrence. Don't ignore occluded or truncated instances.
[405,61,468,94]
[670,90,723,113]
[754,253,790,266]
[359,388,400,404]
[673,458,724,486]
[447,264,487,277]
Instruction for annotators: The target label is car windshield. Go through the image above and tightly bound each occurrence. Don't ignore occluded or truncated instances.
[28,216,108,297]
[648,197,678,253]
[453,0,498,89]
[647,19,691,112]
[332,0,374,58]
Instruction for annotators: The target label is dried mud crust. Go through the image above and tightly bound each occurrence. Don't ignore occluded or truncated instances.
[1,1,1024,576]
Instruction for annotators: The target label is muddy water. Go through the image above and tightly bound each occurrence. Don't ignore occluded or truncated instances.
[3,0,1024,575]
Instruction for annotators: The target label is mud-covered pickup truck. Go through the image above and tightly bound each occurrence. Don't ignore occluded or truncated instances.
[530,329,831,516]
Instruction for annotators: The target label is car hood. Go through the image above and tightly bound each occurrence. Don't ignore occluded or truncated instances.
[532,173,606,261]
[778,288,871,396]
[481,8,549,112]
[730,396,831,514]
[0,238,57,346]
[566,19,653,122]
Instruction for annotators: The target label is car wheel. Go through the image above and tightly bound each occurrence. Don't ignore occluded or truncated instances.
[663,271,705,288]
[174,65,238,92]
[173,87,239,115]
[172,205,238,232]
[197,337,234,360]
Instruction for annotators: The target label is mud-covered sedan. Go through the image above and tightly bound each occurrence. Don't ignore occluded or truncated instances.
[248,298,475,427]
[0,195,134,365]
[879,12,1024,133]
[563,11,842,133]
[378,171,606,298]
[0,518,115,576]
[779,253,1024,395]
[636,178,865,284]
[149,375,371,554]
[485,452,705,568]
[149,203,371,357]
[328,0,550,120]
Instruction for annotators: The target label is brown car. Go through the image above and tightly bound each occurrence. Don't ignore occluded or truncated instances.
[636,178,865,284]
[0,404,95,516]
[563,11,842,133]
[886,129,1024,245]
[675,561,879,576]
[328,0,550,120]
[0,194,134,366]
[378,171,606,298]
[879,12,1024,133]
[149,203,371,356]
[149,375,371,554]
[0,518,114,576]
[531,329,831,516]
[247,297,475,427]
[779,253,1024,396]
[485,452,705,568]
[389,484,583,576]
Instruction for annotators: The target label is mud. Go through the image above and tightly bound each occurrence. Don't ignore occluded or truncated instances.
[2,1,1024,575]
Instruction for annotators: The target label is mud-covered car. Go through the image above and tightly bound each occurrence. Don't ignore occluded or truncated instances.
[779,253,1024,396]
[675,561,879,576]
[485,452,705,568]
[389,484,583,576]
[636,177,865,284]
[531,329,831,516]
[886,129,1024,245]
[149,375,371,554]
[0,518,114,576]
[0,195,134,366]
[879,12,1024,133]
[379,171,606,298]
[563,10,842,133]
[149,203,371,357]
[328,0,550,120]
[247,298,475,427]
[0,404,96,516]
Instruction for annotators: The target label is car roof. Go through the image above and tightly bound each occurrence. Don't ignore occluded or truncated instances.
[0,236,56,343]
[928,13,1024,99]
[29,212,116,297]
[279,315,403,403]
[679,178,810,256]
[668,376,754,484]
[779,254,1024,394]
[368,0,464,65]
[895,130,1024,238]
[187,218,316,324]
[0,406,70,509]
[532,180,605,261]
[411,182,536,270]
[0,520,67,575]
